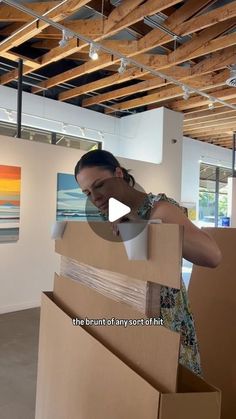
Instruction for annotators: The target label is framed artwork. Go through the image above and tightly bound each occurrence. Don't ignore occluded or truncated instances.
[0,165,21,243]
[56,173,101,221]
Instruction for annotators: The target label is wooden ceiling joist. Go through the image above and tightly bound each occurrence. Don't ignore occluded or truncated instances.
[61,44,236,104]
[86,69,229,111]
[0,0,182,88]
[0,1,61,22]
[172,87,236,111]
[0,0,91,54]
[184,116,236,131]
[41,17,236,103]
[184,108,236,122]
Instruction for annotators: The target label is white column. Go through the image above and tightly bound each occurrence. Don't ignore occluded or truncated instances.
[227,177,236,227]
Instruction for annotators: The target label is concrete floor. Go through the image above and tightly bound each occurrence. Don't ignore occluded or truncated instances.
[0,308,40,419]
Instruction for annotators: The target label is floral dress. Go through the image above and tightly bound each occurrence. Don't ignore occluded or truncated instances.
[137,193,202,376]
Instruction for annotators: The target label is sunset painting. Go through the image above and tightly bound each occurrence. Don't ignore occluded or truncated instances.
[56,173,101,221]
[0,165,21,242]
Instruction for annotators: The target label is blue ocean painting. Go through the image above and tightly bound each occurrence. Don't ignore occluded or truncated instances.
[56,173,102,221]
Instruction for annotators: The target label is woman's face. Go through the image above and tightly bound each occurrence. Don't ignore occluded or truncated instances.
[76,166,124,213]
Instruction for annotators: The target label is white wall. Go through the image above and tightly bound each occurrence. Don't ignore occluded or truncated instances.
[0,86,185,313]
[118,108,183,200]
[119,108,164,164]
[0,114,183,313]
[181,137,232,216]
[0,135,84,313]
[0,85,166,164]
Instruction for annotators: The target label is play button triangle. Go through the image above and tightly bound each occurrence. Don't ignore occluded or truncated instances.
[108,198,131,222]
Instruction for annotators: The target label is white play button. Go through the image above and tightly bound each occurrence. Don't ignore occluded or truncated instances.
[108,198,131,222]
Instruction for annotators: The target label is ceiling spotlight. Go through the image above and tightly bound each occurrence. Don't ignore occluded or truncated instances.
[118,58,128,74]
[59,29,73,48]
[89,43,99,60]
[208,100,215,110]
[182,86,190,100]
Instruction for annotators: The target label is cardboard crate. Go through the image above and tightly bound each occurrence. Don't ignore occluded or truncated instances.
[35,222,221,418]
[55,222,183,289]
[35,291,221,419]
[189,228,236,419]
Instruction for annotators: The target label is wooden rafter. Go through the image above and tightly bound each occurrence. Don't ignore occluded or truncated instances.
[60,44,236,103]
[0,0,183,88]
[0,0,91,54]
[105,70,231,113]
[32,8,236,98]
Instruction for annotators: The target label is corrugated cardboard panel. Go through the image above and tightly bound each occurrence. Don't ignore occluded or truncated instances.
[159,366,221,419]
[53,273,180,393]
[188,228,236,419]
[55,222,183,288]
[35,293,160,419]
[159,393,221,419]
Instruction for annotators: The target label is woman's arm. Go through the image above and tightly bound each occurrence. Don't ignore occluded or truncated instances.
[151,201,222,268]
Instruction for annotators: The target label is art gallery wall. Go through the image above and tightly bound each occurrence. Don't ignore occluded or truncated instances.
[0,126,182,313]
[0,85,165,164]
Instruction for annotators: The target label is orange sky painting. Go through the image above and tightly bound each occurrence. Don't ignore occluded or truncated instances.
[0,165,21,207]
[0,166,21,179]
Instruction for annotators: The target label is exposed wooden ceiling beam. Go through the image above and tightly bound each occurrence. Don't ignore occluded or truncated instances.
[0,19,105,39]
[0,51,39,68]
[85,69,229,109]
[102,0,184,37]
[60,64,189,102]
[172,87,236,111]
[184,125,236,135]
[136,0,213,53]
[98,23,235,112]
[0,0,91,54]
[178,1,236,36]
[184,111,236,126]
[184,107,236,122]
[0,0,182,88]
[0,1,61,22]
[58,4,235,103]
[60,44,236,103]
[183,98,236,114]
[184,116,236,131]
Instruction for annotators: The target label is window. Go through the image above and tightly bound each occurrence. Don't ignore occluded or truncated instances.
[0,121,101,151]
[199,163,231,227]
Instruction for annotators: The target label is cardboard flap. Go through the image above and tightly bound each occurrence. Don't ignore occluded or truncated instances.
[159,392,221,419]
[53,274,180,393]
[189,227,236,419]
[35,293,160,419]
[159,365,221,419]
[55,222,183,288]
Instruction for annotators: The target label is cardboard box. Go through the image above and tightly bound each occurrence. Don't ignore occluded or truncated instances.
[56,222,183,289]
[60,256,162,317]
[189,228,236,419]
[35,222,221,418]
[35,291,221,419]
[53,274,180,393]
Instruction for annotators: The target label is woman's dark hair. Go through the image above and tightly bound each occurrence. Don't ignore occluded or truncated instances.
[74,149,135,187]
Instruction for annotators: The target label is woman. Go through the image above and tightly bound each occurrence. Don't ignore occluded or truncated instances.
[75,149,222,376]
